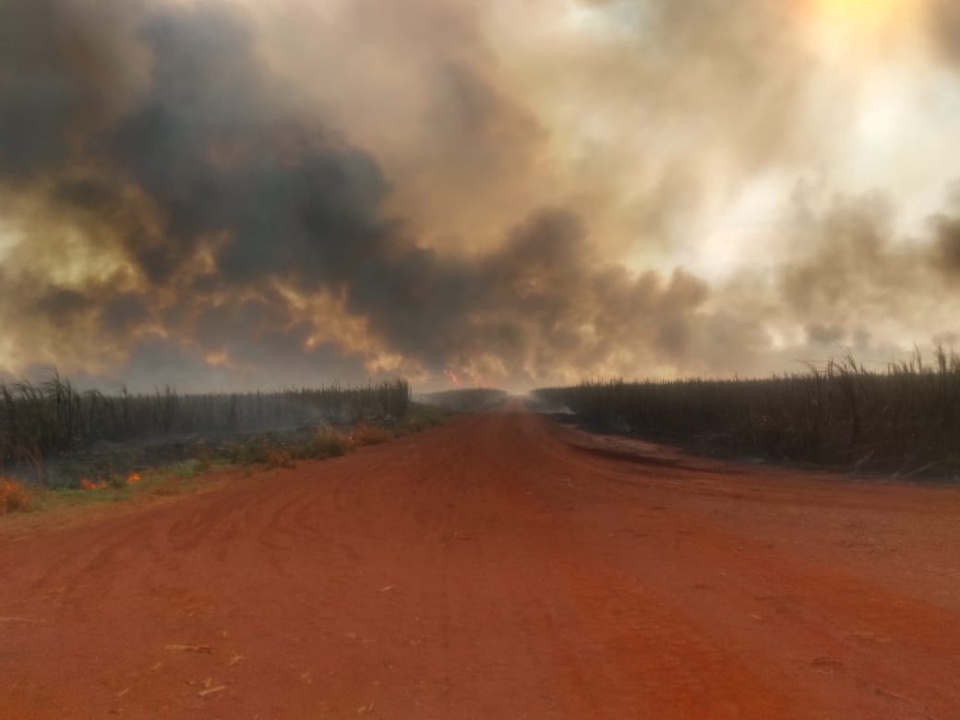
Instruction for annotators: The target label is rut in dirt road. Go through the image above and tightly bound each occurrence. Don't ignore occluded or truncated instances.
[2,408,959,719]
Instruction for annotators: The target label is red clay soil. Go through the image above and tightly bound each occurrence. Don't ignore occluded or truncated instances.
[2,405,960,719]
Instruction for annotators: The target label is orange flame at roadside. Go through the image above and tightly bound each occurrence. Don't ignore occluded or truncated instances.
[444,370,461,386]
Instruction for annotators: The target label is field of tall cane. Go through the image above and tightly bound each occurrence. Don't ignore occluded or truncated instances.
[0,370,410,467]
[534,348,960,476]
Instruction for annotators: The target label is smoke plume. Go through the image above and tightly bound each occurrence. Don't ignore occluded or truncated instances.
[1,0,960,389]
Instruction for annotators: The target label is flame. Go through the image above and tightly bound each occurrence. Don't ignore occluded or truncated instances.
[127,472,141,484]
[444,369,461,386]
[79,477,107,491]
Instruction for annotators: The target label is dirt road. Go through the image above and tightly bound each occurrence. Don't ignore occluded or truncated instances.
[2,407,959,719]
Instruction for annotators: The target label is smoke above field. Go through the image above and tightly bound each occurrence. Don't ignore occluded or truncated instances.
[1,0,960,390]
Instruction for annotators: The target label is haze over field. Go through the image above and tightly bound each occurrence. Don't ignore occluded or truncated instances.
[2,0,960,391]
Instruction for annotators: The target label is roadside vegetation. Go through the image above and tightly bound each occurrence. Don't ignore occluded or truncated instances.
[0,478,30,515]
[535,348,960,477]
[2,465,202,517]
[0,372,408,466]
[0,374,448,515]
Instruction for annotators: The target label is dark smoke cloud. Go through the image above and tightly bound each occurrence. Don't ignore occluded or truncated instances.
[0,0,146,178]
[932,186,960,273]
[1,0,960,389]
[930,0,960,66]
[806,323,846,347]
[0,0,727,387]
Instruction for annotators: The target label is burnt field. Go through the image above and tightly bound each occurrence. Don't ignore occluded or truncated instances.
[0,374,416,490]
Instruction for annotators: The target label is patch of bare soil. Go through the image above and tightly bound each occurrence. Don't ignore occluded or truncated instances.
[1,406,958,718]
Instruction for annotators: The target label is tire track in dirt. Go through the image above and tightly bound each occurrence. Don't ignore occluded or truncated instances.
[1,407,959,718]
[525,412,960,719]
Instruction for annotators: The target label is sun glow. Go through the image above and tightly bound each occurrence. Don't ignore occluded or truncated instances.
[813,0,911,25]
[806,0,919,55]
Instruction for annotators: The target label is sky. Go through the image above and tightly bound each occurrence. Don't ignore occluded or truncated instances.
[1,0,959,391]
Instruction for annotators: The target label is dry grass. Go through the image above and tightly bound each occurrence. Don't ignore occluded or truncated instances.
[307,427,354,458]
[227,427,352,467]
[265,448,297,470]
[0,479,30,514]
[351,423,394,446]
